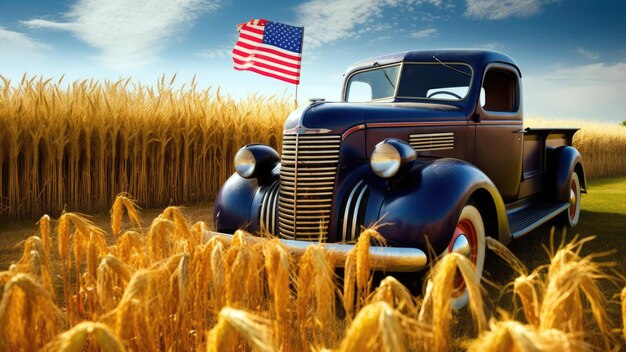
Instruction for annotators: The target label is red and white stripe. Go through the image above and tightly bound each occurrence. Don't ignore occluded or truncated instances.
[232,19,302,85]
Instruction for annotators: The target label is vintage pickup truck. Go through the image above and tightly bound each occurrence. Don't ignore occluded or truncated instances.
[213,50,585,307]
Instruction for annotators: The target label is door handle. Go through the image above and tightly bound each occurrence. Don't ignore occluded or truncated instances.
[514,128,529,134]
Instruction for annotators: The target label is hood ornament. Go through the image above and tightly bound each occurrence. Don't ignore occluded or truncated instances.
[285,124,332,135]
[295,125,307,134]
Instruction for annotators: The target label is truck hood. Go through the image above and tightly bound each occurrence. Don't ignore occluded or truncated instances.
[284,102,468,135]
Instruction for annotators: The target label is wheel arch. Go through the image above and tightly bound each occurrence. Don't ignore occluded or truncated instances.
[213,170,279,234]
[550,146,587,202]
[467,188,507,244]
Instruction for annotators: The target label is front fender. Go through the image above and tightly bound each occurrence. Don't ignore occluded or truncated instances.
[213,169,279,233]
[376,159,509,253]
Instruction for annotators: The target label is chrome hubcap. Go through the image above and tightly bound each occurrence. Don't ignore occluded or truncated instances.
[451,234,471,258]
[569,188,576,208]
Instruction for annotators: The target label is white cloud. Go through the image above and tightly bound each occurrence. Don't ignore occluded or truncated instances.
[197,48,230,59]
[22,0,219,68]
[410,28,438,39]
[296,0,392,48]
[297,0,445,49]
[481,42,501,50]
[465,0,553,20]
[0,26,49,51]
[577,48,600,61]
[524,61,626,121]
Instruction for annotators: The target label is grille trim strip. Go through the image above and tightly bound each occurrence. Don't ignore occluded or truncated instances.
[260,180,279,235]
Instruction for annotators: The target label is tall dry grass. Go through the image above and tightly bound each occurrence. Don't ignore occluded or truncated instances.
[2,76,624,219]
[0,194,623,351]
[0,75,290,218]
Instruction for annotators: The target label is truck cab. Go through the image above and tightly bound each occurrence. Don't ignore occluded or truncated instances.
[213,49,586,308]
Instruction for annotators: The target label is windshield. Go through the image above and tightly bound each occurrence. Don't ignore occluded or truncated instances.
[396,63,472,101]
[345,64,400,102]
[345,62,472,102]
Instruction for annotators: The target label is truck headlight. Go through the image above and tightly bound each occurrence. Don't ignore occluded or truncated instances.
[234,144,280,180]
[234,148,256,178]
[370,139,416,178]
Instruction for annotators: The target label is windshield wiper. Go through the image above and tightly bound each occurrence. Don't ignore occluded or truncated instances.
[432,55,471,76]
[373,61,396,89]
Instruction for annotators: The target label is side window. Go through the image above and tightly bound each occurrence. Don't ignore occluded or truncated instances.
[346,82,372,102]
[481,69,518,112]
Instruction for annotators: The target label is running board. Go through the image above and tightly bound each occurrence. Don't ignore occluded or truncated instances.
[508,202,569,239]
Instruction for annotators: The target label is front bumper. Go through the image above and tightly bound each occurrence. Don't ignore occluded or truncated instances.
[203,231,428,272]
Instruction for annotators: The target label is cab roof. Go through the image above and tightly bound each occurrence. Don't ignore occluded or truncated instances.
[344,49,520,77]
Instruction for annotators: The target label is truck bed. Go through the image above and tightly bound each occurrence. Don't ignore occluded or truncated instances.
[519,128,579,199]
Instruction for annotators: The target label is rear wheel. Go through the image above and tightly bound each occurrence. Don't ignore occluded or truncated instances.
[448,204,486,310]
[561,172,581,227]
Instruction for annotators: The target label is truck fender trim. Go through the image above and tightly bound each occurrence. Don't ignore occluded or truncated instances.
[341,180,370,242]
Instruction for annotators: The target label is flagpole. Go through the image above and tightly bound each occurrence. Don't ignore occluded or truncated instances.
[296,25,304,109]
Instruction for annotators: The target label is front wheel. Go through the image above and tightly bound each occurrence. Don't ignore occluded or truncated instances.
[561,172,581,227]
[448,204,486,310]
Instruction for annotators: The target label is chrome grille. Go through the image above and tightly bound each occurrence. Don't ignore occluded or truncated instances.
[278,134,341,240]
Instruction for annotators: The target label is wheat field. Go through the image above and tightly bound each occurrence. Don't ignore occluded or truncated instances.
[0,75,289,219]
[0,195,623,351]
[1,76,626,219]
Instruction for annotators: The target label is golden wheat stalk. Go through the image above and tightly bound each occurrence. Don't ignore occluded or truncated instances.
[368,276,419,317]
[206,307,274,352]
[37,214,53,256]
[223,232,264,310]
[466,318,587,352]
[262,239,292,349]
[115,230,144,267]
[13,236,54,295]
[419,252,486,352]
[41,321,126,352]
[209,238,227,314]
[113,269,155,351]
[0,273,61,351]
[539,237,614,349]
[338,301,407,352]
[297,244,337,347]
[96,254,131,312]
[513,274,543,326]
[111,193,142,239]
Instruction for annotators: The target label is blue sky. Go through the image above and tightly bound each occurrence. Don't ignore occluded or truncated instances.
[1,0,625,122]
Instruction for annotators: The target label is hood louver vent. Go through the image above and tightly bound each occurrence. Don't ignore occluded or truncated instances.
[409,132,454,152]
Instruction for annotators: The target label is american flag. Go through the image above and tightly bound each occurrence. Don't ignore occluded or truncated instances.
[232,19,304,85]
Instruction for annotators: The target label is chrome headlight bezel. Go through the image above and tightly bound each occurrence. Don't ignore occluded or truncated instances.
[234,148,256,178]
[371,143,402,178]
[234,144,280,180]
[370,139,417,179]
